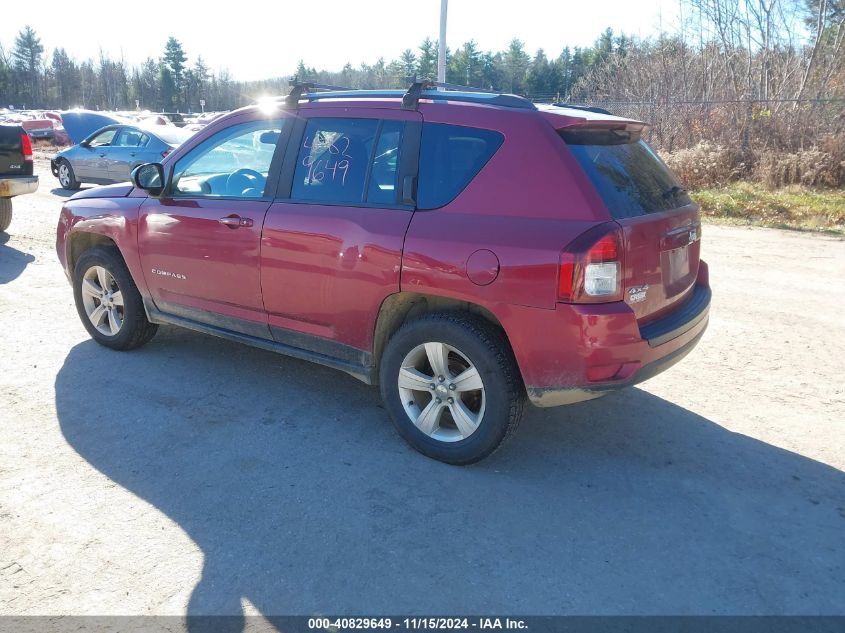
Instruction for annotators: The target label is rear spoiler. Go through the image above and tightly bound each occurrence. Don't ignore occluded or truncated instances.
[537,104,650,135]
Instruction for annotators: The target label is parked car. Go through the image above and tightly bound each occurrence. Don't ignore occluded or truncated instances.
[157,112,187,127]
[0,124,38,233]
[18,115,56,140]
[51,124,192,189]
[55,84,710,464]
[59,110,126,145]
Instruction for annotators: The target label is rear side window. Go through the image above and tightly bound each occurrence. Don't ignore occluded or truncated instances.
[562,129,691,219]
[367,121,403,205]
[417,123,503,209]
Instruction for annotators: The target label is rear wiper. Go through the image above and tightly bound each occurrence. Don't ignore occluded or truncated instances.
[662,185,688,199]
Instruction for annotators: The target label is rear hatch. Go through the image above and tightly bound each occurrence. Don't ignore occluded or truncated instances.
[0,125,33,175]
[561,126,700,323]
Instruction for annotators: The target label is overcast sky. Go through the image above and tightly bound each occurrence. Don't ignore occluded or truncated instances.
[1,0,680,81]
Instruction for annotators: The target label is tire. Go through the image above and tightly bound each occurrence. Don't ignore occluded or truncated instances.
[0,198,11,233]
[72,246,158,350]
[57,159,80,190]
[379,312,525,465]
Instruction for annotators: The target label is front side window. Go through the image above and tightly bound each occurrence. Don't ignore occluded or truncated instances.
[171,119,284,198]
[417,123,503,209]
[292,117,402,205]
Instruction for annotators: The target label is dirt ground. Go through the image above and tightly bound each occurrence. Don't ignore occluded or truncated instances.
[1,159,844,622]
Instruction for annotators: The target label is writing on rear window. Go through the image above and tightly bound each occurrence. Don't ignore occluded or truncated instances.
[291,118,404,206]
[301,132,352,186]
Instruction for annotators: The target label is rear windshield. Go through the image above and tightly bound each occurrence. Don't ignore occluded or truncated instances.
[562,129,691,219]
[151,126,193,146]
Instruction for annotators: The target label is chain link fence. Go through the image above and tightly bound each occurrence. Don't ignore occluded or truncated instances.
[526,96,845,153]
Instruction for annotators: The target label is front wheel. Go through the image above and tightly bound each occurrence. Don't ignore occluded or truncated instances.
[0,198,11,233]
[57,160,80,190]
[379,312,525,465]
[72,247,158,350]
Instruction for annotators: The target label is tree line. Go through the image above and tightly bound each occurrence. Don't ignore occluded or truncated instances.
[0,30,244,112]
[0,26,634,112]
[0,0,841,126]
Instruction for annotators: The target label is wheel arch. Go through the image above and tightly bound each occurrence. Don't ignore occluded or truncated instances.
[372,292,516,375]
[67,232,123,275]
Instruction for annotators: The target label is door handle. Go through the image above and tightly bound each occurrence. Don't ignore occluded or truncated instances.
[218,215,253,228]
[660,223,701,250]
[99,153,106,158]
[129,152,136,157]
[401,175,416,205]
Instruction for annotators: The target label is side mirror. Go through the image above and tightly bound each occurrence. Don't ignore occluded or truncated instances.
[259,130,280,145]
[131,163,165,196]
[79,139,90,148]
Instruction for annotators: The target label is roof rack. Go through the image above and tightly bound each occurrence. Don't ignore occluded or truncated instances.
[399,79,535,110]
[552,102,614,116]
[285,79,354,105]
[280,78,537,111]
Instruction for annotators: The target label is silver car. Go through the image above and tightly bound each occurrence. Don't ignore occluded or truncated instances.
[51,124,192,190]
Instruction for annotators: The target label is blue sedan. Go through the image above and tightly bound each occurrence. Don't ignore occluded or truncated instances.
[51,124,192,190]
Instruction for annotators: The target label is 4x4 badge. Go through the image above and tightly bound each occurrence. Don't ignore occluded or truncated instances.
[628,285,649,304]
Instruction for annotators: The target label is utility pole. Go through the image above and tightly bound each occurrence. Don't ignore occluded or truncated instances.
[438,0,448,83]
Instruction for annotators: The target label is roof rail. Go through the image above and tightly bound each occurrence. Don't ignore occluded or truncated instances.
[280,79,537,111]
[552,102,614,116]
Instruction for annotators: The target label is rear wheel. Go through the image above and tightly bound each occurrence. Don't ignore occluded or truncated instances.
[57,160,80,190]
[0,198,11,233]
[379,312,525,465]
[73,247,158,350]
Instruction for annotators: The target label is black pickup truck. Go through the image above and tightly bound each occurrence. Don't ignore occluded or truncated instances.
[0,124,39,233]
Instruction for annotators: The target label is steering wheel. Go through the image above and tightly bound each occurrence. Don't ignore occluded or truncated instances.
[225,168,266,196]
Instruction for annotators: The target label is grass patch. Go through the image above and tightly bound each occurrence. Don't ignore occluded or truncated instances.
[692,182,845,235]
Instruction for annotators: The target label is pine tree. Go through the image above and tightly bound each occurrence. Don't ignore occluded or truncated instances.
[525,49,551,97]
[159,64,176,111]
[417,38,437,80]
[399,49,418,79]
[450,40,482,86]
[162,37,187,110]
[503,38,530,94]
[11,26,43,106]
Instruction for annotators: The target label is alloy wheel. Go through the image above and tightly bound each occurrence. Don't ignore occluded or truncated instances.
[58,163,70,188]
[397,342,486,442]
[80,265,124,336]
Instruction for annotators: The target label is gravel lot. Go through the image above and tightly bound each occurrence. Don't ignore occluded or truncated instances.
[1,159,844,621]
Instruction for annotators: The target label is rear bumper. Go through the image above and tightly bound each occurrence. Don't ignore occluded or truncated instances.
[505,264,711,408]
[0,175,38,198]
[527,320,708,407]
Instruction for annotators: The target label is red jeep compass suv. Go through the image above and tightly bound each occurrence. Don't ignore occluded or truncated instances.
[56,81,710,464]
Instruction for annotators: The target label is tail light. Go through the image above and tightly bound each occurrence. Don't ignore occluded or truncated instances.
[20,133,33,162]
[558,223,623,303]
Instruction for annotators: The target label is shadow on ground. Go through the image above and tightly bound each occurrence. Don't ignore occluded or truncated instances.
[0,234,35,284]
[50,186,92,198]
[54,328,845,628]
